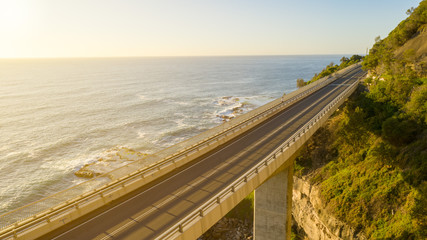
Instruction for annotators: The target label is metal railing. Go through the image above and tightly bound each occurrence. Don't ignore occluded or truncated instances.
[0,64,360,239]
[156,70,364,240]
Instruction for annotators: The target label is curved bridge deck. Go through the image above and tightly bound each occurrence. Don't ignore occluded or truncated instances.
[36,66,365,240]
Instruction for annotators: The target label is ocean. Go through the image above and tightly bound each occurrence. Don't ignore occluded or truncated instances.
[0,55,343,215]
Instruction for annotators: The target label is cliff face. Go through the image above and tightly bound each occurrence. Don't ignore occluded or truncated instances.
[292,176,367,240]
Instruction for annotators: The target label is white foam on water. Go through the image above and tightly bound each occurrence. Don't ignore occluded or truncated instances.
[174,118,188,129]
[137,94,146,100]
[165,99,191,106]
[213,96,255,122]
[137,130,146,139]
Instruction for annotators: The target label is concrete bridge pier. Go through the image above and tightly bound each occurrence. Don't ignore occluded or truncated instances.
[254,164,293,239]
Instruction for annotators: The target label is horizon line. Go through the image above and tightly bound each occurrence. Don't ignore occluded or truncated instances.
[0,53,365,60]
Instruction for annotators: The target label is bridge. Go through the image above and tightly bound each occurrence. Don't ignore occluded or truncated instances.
[0,64,365,240]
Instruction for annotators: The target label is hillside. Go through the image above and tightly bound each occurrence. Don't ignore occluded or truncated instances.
[201,2,427,239]
[395,25,427,63]
[363,0,427,76]
[293,1,427,239]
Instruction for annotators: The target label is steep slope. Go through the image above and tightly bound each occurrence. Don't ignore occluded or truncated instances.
[395,24,427,63]
[293,1,427,239]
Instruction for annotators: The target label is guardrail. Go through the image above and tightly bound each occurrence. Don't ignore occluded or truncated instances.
[0,63,361,240]
[156,69,364,240]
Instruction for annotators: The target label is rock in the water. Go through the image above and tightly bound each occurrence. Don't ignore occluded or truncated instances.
[74,167,96,178]
[74,146,147,179]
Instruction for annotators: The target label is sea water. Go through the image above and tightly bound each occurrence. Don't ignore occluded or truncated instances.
[0,55,343,215]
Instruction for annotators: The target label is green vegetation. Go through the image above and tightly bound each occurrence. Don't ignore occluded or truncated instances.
[309,55,363,84]
[362,0,427,76]
[291,224,306,240]
[225,192,254,223]
[226,3,426,238]
[296,78,306,88]
[296,55,363,88]
[295,1,427,238]
[296,88,426,238]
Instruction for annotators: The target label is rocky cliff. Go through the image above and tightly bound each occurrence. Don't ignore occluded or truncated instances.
[292,176,367,240]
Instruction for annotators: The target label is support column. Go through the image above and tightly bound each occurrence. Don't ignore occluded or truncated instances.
[254,165,293,239]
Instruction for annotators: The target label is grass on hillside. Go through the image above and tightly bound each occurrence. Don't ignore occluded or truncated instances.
[295,81,427,239]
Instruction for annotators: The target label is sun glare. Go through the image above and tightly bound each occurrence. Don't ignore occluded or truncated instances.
[0,1,30,31]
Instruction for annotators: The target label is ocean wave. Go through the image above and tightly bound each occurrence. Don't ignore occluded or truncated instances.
[123,117,169,129]
[32,135,88,160]
[137,130,146,139]
[211,95,276,122]
[214,96,249,122]
[136,94,146,100]
[174,118,188,129]
[122,98,166,111]
[153,125,203,148]
[164,99,192,106]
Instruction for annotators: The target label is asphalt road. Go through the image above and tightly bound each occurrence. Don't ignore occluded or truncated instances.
[39,66,365,240]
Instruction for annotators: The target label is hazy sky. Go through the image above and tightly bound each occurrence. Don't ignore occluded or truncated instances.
[0,0,422,58]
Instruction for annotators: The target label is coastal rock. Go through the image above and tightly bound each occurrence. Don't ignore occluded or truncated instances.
[74,147,147,178]
[215,96,252,122]
[199,218,253,240]
[74,167,97,178]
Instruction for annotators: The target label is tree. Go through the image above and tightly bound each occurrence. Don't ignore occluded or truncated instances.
[350,55,363,62]
[296,78,306,88]
[375,36,381,43]
[339,106,369,151]
[406,85,427,124]
[406,7,415,15]
[382,117,418,146]
[340,57,349,64]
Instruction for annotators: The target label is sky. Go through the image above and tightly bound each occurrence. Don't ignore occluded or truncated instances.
[0,0,423,58]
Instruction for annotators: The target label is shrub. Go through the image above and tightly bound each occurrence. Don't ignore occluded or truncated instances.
[296,78,306,88]
[382,117,419,146]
